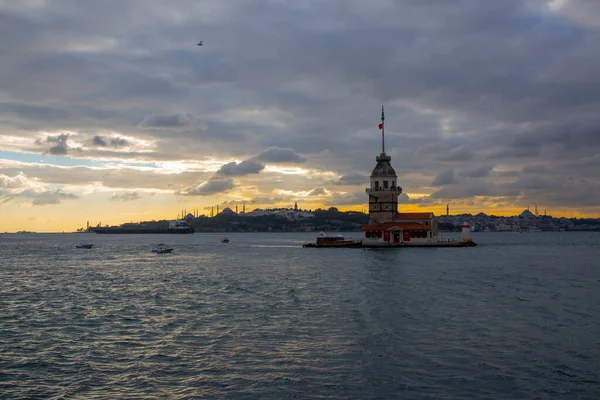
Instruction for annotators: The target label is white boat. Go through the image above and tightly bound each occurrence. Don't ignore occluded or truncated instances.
[305,232,362,248]
[152,243,173,253]
[220,237,230,243]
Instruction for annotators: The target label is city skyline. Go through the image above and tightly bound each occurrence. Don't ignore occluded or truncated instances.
[2,1,600,232]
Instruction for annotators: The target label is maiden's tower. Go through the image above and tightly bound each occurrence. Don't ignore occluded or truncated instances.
[362,107,440,247]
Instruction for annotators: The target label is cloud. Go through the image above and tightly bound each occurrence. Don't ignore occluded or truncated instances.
[1,1,600,217]
[0,172,29,189]
[307,187,326,196]
[0,172,79,205]
[43,133,69,155]
[177,178,235,196]
[432,168,456,186]
[522,164,548,174]
[459,165,495,178]
[257,147,307,164]
[333,173,369,185]
[437,145,474,162]
[92,135,129,147]
[110,137,128,147]
[139,113,195,130]
[92,135,108,146]
[110,192,141,201]
[216,159,265,176]
[25,189,79,205]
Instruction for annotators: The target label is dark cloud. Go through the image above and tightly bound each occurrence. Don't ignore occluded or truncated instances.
[139,113,195,129]
[333,173,369,185]
[459,165,495,178]
[5,188,79,206]
[307,187,326,196]
[216,159,265,176]
[28,189,79,205]
[522,164,548,174]
[44,133,69,155]
[110,192,141,201]
[92,135,108,146]
[177,178,235,196]
[437,145,474,162]
[257,147,307,164]
[432,168,456,186]
[92,134,129,148]
[110,137,128,147]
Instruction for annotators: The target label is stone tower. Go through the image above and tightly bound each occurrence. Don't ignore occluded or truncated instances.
[366,106,402,225]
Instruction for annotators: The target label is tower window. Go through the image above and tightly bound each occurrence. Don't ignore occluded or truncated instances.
[375,181,379,190]
[392,181,395,187]
[383,181,389,189]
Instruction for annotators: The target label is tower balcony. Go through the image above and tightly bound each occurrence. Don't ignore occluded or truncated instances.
[366,186,403,194]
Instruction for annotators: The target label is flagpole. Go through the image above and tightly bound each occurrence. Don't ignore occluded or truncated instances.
[381,105,385,155]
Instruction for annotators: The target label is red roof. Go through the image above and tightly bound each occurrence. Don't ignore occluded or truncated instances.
[362,223,432,231]
[396,212,433,220]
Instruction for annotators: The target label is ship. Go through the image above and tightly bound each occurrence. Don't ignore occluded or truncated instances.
[94,220,195,234]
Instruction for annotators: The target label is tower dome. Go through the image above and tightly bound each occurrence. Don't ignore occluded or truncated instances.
[370,154,397,178]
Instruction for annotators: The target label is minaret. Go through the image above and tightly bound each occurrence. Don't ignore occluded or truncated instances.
[211,206,214,218]
[446,204,449,216]
[236,205,238,214]
[294,201,298,211]
[366,106,402,225]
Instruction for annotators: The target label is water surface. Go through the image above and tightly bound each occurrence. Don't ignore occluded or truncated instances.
[1,232,599,399]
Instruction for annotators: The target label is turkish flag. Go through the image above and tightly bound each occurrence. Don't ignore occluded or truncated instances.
[378,123,383,130]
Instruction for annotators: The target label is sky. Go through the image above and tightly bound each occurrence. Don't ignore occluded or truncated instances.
[1,0,600,232]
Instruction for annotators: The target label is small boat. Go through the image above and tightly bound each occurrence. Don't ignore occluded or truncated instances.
[220,237,229,243]
[76,243,94,249]
[152,243,173,254]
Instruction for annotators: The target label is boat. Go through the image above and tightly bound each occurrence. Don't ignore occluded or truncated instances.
[95,220,194,234]
[152,244,173,254]
[220,237,230,243]
[304,233,362,248]
[76,243,94,249]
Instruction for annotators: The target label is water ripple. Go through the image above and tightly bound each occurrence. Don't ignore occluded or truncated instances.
[1,232,599,399]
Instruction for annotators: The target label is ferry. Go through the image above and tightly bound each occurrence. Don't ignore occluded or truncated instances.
[303,233,362,248]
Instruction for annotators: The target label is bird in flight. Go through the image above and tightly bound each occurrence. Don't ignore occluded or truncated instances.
[197,41,203,46]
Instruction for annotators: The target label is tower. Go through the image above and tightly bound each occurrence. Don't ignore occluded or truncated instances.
[446,204,449,216]
[366,106,402,225]
[236,205,238,214]
[461,222,472,242]
[294,201,298,211]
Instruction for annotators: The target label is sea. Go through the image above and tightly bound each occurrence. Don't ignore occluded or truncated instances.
[0,231,598,399]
